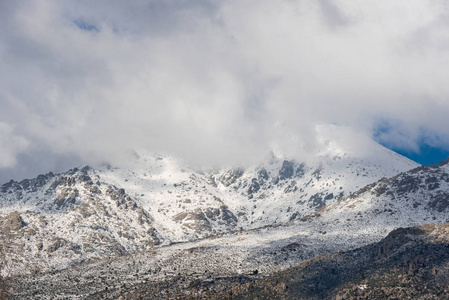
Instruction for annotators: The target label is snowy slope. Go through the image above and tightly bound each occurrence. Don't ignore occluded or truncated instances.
[302,163,449,239]
[10,161,449,298]
[0,127,419,276]
[92,126,417,240]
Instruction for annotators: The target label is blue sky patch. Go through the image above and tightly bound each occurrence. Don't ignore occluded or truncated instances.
[74,19,99,32]
[392,144,449,166]
[373,121,449,166]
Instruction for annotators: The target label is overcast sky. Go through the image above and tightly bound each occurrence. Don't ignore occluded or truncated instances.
[1,0,449,183]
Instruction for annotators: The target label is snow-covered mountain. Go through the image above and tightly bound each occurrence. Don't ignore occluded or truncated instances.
[94,137,417,240]
[10,161,449,299]
[0,129,418,276]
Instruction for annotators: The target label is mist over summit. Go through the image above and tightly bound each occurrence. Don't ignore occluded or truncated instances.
[2,0,449,183]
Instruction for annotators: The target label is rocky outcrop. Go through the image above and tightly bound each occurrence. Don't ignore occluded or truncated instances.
[257,168,269,182]
[54,188,79,209]
[1,172,54,194]
[106,187,137,210]
[247,178,260,195]
[1,211,26,231]
[279,160,294,181]
[46,237,67,253]
[218,168,244,187]
[173,205,238,234]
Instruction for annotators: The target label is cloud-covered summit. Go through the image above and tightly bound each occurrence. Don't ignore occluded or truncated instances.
[1,0,449,182]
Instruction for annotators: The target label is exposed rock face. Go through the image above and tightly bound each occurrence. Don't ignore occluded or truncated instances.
[309,193,325,208]
[428,193,449,212]
[1,212,25,231]
[257,168,269,182]
[279,160,294,181]
[106,187,137,210]
[46,237,67,253]
[247,179,260,195]
[218,168,244,187]
[54,188,79,209]
[173,205,238,235]
[1,172,54,194]
[295,163,306,178]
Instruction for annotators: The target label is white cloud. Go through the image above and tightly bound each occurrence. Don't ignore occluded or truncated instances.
[1,0,449,181]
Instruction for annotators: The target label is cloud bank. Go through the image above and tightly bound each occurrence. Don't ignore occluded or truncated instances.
[1,0,449,182]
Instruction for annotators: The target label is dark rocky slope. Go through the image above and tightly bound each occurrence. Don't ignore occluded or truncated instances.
[208,222,449,300]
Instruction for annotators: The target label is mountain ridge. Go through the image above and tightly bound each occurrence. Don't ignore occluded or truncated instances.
[6,153,449,298]
[0,138,419,277]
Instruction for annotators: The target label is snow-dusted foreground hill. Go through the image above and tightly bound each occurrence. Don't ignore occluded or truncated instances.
[0,132,417,276]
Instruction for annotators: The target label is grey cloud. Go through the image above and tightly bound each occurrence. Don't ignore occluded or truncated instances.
[0,122,28,169]
[1,0,449,183]
[317,0,350,28]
